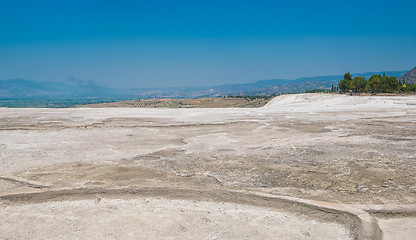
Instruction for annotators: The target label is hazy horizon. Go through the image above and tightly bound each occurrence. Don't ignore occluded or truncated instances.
[1,0,415,88]
[3,69,410,90]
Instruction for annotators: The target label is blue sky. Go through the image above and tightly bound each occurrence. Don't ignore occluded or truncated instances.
[1,0,415,88]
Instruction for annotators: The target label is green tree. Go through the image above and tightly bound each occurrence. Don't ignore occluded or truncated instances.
[350,76,367,92]
[367,75,399,93]
[367,75,383,92]
[344,72,352,81]
[384,76,399,92]
[339,72,353,92]
[408,84,416,92]
[339,79,350,92]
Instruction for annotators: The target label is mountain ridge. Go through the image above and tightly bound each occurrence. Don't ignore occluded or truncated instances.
[399,67,416,85]
[0,70,408,99]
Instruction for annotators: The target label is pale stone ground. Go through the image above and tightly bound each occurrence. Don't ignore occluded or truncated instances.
[376,217,416,240]
[1,198,350,240]
[1,93,416,239]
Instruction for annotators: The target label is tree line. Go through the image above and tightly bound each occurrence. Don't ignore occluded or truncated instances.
[339,72,416,93]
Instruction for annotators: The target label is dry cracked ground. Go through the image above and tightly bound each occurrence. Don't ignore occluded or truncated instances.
[1,93,416,239]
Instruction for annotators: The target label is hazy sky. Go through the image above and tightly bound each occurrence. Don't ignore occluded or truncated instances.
[1,0,415,88]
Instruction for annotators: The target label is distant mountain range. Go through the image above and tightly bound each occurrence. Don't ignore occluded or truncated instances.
[0,70,408,99]
[0,78,116,98]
